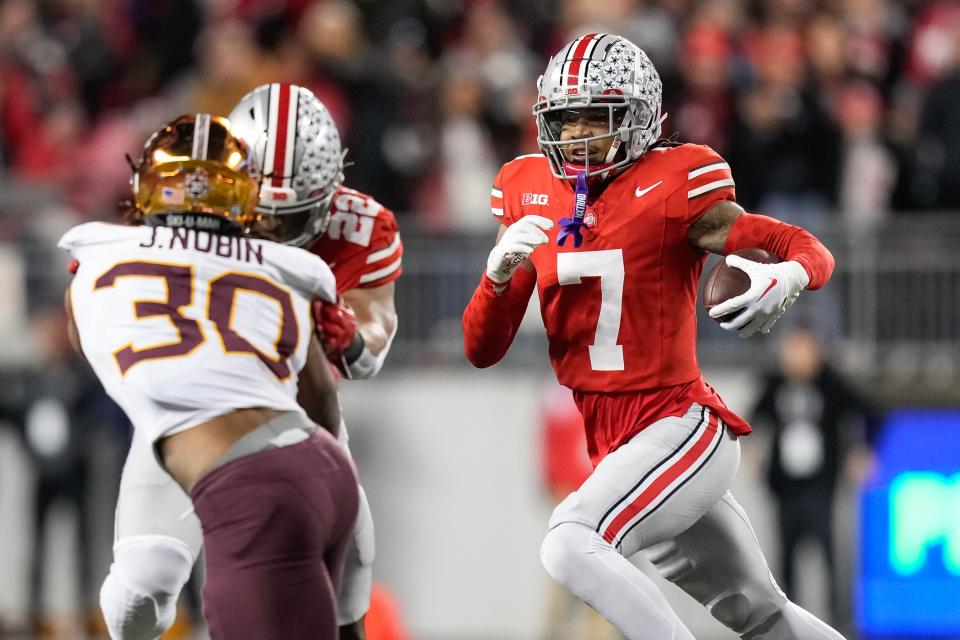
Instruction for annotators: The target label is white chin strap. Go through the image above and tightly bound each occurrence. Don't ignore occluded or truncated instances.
[651,112,668,145]
[595,139,622,181]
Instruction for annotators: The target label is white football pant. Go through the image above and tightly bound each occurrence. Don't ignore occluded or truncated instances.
[541,403,846,640]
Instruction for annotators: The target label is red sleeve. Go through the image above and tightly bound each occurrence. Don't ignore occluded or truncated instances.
[723,213,835,290]
[491,166,508,225]
[462,267,536,368]
[354,208,402,289]
[682,145,736,234]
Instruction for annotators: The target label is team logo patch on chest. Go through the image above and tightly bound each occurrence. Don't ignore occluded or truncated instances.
[583,210,598,228]
[522,193,549,205]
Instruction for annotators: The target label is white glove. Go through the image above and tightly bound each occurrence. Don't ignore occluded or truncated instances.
[708,255,810,338]
[486,215,554,284]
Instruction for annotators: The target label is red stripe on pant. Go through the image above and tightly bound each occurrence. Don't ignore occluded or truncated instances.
[601,412,719,544]
[270,84,291,188]
[566,33,598,87]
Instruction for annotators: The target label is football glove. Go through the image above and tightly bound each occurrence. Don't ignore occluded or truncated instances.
[313,299,359,359]
[486,215,554,284]
[708,255,810,338]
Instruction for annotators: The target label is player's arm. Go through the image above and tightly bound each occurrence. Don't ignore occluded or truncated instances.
[298,333,341,437]
[63,286,83,355]
[63,258,84,355]
[685,199,742,255]
[686,200,835,337]
[462,217,550,368]
[343,283,397,355]
[317,198,402,379]
[340,281,398,375]
[314,283,397,380]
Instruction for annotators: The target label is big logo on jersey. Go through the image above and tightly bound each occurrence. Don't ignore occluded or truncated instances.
[522,193,549,205]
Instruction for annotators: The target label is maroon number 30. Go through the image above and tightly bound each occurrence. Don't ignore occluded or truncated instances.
[95,261,298,378]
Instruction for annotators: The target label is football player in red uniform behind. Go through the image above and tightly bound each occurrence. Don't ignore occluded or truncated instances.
[97,85,400,640]
[463,34,843,639]
[230,84,402,640]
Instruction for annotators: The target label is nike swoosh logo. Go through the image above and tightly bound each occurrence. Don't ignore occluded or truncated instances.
[635,181,662,198]
[758,278,778,300]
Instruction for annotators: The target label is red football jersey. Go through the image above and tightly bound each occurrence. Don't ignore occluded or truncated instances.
[309,186,403,292]
[491,144,751,462]
[492,144,731,391]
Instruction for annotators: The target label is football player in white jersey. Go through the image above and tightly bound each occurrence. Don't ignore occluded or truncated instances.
[61,114,359,639]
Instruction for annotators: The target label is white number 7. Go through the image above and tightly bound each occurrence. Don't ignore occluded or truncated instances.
[556,250,624,371]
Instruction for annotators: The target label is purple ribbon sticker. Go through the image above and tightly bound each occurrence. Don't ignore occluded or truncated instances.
[557,171,588,248]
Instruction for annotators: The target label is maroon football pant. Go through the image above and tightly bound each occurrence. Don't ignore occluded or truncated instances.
[190,428,359,640]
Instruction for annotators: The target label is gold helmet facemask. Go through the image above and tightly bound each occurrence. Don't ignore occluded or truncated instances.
[130,113,260,234]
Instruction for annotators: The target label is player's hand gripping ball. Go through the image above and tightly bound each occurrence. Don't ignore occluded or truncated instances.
[703,248,810,338]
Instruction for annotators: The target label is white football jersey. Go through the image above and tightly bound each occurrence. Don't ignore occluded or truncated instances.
[59,222,336,444]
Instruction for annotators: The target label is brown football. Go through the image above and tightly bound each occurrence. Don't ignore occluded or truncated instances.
[703,248,780,323]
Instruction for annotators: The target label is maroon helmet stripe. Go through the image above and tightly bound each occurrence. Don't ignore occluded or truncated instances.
[270,84,291,188]
[566,33,598,87]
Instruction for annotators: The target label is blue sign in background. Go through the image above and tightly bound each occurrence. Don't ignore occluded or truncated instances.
[858,409,960,638]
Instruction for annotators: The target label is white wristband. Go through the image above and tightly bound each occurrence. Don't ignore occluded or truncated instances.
[347,344,379,379]
[345,323,396,379]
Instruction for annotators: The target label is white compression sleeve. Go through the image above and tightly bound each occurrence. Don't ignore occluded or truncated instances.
[540,522,695,640]
[100,536,194,640]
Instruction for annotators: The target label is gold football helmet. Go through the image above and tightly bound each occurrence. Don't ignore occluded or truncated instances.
[130,113,260,233]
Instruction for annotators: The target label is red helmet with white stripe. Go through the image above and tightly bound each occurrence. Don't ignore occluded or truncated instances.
[534,34,664,180]
[228,83,344,247]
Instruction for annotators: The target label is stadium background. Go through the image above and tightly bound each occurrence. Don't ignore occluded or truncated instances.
[0,0,958,638]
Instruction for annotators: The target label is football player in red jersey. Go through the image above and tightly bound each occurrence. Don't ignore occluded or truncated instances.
[463,34,843,640]
[97,84,400,640]
[229,84,401,640]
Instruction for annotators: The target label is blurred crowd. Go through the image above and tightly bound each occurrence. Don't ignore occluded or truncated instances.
[0,1,943,635]
[1,0,959,240]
